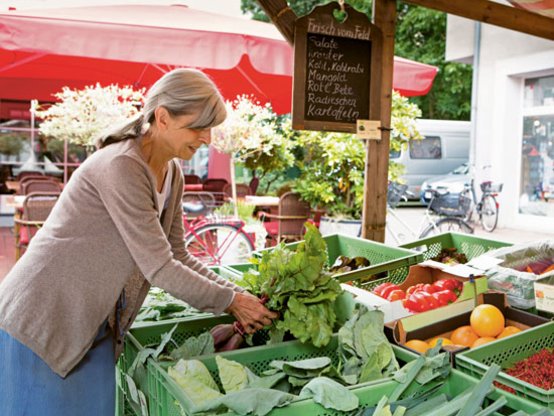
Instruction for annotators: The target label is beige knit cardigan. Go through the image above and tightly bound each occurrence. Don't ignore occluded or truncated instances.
[0,138,243,377]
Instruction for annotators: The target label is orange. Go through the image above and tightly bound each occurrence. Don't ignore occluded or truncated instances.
[451,325,479,347]
[471,337,496,348]
[404,339,430,354]
[470,304,505,337]
[427,337,453,348]
[497,326,522,339]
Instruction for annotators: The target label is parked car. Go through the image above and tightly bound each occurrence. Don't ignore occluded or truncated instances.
[420,163,470,204]
[391,119,470,200]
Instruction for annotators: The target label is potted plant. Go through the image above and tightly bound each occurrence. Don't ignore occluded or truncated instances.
[212,95,294,211]
[293,91,423,236]
[35,83,145,151]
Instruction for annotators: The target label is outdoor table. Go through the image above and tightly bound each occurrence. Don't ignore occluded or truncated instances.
[6,181,20,193]
[244,195,280,206]
[184,184,203,192]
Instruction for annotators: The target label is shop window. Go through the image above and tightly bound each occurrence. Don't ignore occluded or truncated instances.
[519,87,554,217]
[409,136,442,159]
[524,75,554,108]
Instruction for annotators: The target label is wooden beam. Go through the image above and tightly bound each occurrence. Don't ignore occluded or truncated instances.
[255,0,297,45]
[361,0,397,242]
[403,0,554,41]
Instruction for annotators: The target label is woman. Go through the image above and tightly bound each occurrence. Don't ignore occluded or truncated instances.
[0,69,277,415]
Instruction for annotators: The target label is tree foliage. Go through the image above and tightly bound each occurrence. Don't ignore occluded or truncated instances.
[293,91,421,218]
[240,0,472,120]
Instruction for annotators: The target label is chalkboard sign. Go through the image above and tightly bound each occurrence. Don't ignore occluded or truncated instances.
[293,3,381,133]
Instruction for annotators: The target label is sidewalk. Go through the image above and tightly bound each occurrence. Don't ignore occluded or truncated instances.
[385,207,554,245]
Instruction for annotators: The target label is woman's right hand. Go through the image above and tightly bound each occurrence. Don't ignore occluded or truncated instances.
[225,292,278,334]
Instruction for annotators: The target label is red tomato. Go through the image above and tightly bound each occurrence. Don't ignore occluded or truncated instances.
[387,289,406,302]
[412,292,432,312]
[380,284,401,299]
[403,295,421,312]
[431,289,456,306]
[406,283,425,296]
[440,289,458,303]
[421,292,439,310]
[433,279,463,295]
[373,283,395,298]
[422,284,438,294]
[431,292,448,306]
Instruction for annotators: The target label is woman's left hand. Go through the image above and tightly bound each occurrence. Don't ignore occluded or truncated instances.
[225,292,278,334]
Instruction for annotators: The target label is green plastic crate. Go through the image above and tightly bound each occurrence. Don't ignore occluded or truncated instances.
[116,266,237,415]
[456,320,554,408]
[251,234,423,290]
[145,338,544,416]
[260,369,545,416]
[400,231,512,262]
[146,338,416,416]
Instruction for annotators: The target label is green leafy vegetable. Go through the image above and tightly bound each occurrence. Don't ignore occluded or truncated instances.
[298,376,359,411]
[241,223,343,347]
[169,332,214,361]
[136,287,210,322]
[167,359,221,407]
[338,306,399,384]
[216,355,249,393]
[193,388,296,416]
[329,255,371,274]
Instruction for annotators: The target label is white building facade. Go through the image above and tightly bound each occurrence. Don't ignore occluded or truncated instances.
[446,4,554,233]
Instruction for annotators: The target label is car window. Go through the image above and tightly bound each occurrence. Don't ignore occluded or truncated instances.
[451,164,469,175]
[389,149,400,159]
[409,136,442,159]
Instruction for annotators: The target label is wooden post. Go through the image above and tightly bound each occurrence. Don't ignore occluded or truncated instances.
[256,0,296,45]
[361,0,396,242]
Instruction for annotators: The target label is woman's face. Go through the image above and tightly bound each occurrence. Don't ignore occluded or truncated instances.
[157,111,212,161]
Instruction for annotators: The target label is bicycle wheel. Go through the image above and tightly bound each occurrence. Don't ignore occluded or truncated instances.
[480,194,499,232]
[184,223,255,265]
[419,217,474,239]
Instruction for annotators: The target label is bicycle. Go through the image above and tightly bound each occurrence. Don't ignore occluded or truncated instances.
[386,182,474,244]
[181,191,256,265]
[461,166,503,232]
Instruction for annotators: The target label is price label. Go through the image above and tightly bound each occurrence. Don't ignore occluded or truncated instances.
[357,120,381,140]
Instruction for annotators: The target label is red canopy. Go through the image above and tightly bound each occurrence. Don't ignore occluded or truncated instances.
[0,4,438,117]
[509,0,554,18]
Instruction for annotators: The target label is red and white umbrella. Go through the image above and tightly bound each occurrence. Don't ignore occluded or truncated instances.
[509,0,554,18]
[0,4,438,117]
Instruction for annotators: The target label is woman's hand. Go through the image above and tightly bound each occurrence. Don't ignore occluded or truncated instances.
[225,292,278,334]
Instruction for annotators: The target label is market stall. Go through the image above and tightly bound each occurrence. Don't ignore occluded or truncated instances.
[117,228,554,415]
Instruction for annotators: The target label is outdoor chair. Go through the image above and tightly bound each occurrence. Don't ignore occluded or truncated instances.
[249,177,260,194]
[184,174,202,185]
[202,179,229,205]
[21,179,62,195]
[16,171,45,182]
[222,183,252,199]
[182,191,216,218]
[202,178,228,193]
[15,191,60,259]
[259,191,311,246]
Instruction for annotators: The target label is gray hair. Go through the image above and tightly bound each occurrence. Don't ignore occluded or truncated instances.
[95,69,227,148]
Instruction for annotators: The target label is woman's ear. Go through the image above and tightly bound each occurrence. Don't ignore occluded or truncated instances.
[153,107,170,131]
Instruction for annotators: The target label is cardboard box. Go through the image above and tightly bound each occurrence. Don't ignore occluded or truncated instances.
[534,274,554,313]
[343,263,487,323]
[389,292,549,364]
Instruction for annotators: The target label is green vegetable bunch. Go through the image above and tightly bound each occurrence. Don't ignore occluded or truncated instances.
[241,223,342,347]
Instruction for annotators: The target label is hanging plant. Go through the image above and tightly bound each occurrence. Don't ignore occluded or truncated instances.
[35,83,145,148]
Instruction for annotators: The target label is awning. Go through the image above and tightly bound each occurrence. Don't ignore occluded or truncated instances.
[0,4,438,115]
[509,0,554,18]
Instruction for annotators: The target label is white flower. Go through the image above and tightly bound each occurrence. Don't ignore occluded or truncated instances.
[35,84,145,147]
[212,95,286,161]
